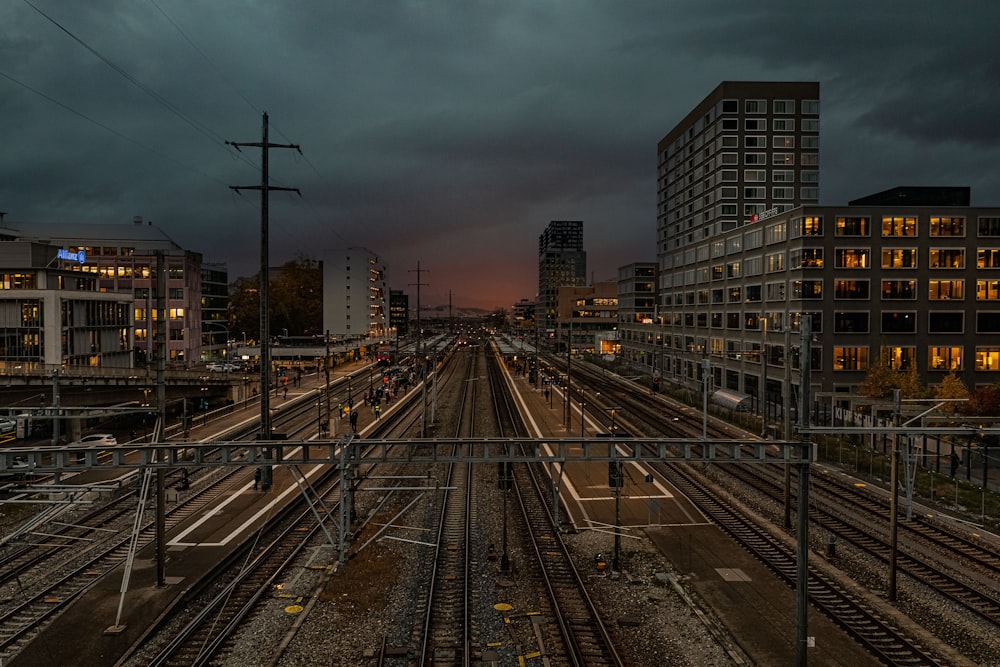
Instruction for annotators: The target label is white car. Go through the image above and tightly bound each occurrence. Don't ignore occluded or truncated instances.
[208,362,241,372]
[0,459,31,479]
[69,433,118,447]
[0,418,15,434]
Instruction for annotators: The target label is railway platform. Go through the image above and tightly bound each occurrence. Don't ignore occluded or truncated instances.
[6,362,374,667]
[505,366,913,666]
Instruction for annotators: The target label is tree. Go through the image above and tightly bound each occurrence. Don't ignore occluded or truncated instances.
[857,350,896,399]
[230,257,322,341]
[933,371,970,415]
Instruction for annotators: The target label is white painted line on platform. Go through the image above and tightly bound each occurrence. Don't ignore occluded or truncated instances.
[168,447,324,547]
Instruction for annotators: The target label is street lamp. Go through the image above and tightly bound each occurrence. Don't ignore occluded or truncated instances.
[205,322,230,361]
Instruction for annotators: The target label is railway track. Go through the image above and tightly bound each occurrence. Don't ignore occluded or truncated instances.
[416,349,477,665]
[555,355,952,665]
[498,347,626,667]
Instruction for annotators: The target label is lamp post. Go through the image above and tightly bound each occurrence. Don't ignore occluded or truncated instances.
[606,406,623,572]
[761,316,768,439]
[205,322,230,362]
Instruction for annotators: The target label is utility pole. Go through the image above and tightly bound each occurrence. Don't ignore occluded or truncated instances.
[409,262,430,436]
[228,112,301,489]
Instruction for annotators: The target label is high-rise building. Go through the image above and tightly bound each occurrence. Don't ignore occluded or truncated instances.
[622,79,1000,432]
[322,247,388,340]
[538,220,586,340]
[389,289,409,337]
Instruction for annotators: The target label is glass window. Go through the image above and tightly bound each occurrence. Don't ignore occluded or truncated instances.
[883,346,916,371]
[835,248,870,269]
[930,216,965,236]
[977,347,1000,371]
[882,216,917,237]
[978,217,1000,237]
[792,280,823,299]
[801,136,820,149]
[929,312,963,333]
[791,311,823,333]
[882,311,917,333]
[745,153,767,165]
[836,216,870,236]
[882,248,917,268]
[835,279,871,299]
[882,280,917,300]
[773,100,794,114]
[772,153,795,165]
[800,153,819,166]
[802,100,820,114]
[745,99,766,113]
[929,248,965,269]
[834,312,869,333]
[977,312,1000,333]
[772,170,794,183]
[765,222,787,244]
[773,187,795,200]
[745,135,767,148]
[929,280,963,300]
[773,136,795,149]
[744,186,766,199]
[977,280,1000,301]
[977,249,1000,268]
[766,252,785,272]
[745,118,766,131]
[802,118,820,132]
[833,346,868,371]
[773,118,795,131]
[766,281,786,301]
[929,347,962,371]
[790,248,823,268]
[744,169,767,182]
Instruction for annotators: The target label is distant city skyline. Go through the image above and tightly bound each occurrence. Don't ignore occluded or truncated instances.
[2,2,998,309]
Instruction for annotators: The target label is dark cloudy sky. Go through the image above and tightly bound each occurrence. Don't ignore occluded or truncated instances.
[2,1,998,309]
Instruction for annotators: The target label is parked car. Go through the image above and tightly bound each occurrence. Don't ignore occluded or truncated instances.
[207,362,241,372]
[0,459,32,480]
[0,418,15,434]
[69,433,118,447]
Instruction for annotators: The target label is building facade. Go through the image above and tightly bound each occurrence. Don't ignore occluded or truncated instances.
[0,241,133,369]
[538,220,586,340]
[322,247,388,340]
[557,281,619,356]
[389,289,409,338]
[642,191,1000,420]
[2,218,206,366]
[201,262,230,362]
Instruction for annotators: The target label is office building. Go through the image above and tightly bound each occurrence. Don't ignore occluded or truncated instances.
[1,217,206,366]
[322,247,388,340]
[538,220,586,340]
[0,240,133,369]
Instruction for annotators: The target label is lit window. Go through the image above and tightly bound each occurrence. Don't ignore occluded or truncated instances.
[833,346,868,371]
[835,248,870,268]
[881,248,917,268]
[882,216,917,237]
[929,280,963,300]
[929,347,962,370]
